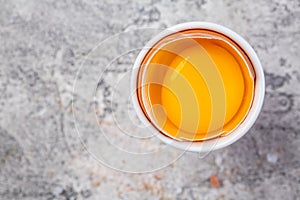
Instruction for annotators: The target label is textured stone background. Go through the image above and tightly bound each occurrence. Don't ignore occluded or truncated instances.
[1,0,300,199]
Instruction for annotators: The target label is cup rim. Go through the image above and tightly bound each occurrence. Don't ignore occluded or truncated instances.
[131,22,265,152]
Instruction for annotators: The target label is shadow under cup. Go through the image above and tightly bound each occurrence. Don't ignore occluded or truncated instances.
[135,28,256,142]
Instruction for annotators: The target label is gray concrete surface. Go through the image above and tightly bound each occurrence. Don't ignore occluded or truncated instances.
[1,0,300,199]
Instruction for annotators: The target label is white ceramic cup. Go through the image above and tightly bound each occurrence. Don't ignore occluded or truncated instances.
[131,22,265,152]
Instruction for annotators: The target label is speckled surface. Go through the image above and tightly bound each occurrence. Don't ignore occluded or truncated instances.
[1,0,300,199]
